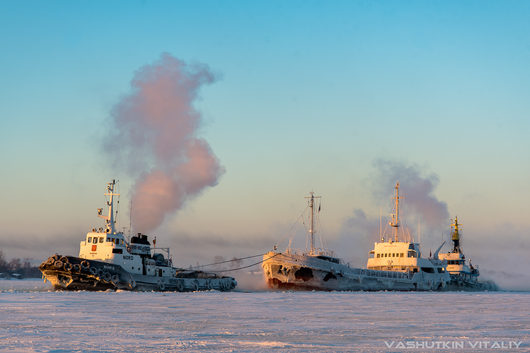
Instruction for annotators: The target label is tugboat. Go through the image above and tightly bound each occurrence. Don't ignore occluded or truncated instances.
[262,183,450,291]
[39,180,237,291]
[438,217,497,291]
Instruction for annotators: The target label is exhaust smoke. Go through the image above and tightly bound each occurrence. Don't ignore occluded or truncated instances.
[105,53,224,232]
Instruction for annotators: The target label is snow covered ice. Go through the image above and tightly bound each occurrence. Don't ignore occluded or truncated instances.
[0,280,528,352]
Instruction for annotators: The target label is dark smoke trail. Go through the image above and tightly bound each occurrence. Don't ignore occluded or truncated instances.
[105,53,224,232]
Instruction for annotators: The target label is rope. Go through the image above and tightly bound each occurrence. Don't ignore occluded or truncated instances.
[190,253,267,269]
[210,253,280,273]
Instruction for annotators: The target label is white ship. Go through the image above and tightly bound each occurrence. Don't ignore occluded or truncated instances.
[439,217,497,290]
[262,183,451,291]
[40,180,237,291]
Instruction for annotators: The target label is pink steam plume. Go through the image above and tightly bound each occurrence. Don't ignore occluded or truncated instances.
[106,53,224,232]
[371,159,449,229]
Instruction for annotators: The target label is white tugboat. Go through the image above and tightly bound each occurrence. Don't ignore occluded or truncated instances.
[39,180,237,291]
[439,217,497,290]
[262,183,450,291]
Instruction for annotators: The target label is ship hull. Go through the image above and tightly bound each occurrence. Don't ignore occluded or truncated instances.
[40,255,237,292]
[262,252,448,291]
[444,274,498,291]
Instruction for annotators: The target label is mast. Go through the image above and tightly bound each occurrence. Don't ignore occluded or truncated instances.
[451,216,462,253]
[389,182,402,242]
[98,180,120,234]
[305,192,321,255]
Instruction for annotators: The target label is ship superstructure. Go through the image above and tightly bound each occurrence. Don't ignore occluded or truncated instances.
[40,180,237,291]
[365,183,449,288]
[262,183,451,291]
[438,217,497,290]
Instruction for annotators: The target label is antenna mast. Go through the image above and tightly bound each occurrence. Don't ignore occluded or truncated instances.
[389,182,403,242]
[305,192,321,255]
[451,216,462,253]
[98,180,120,234]
[379,207,383,241]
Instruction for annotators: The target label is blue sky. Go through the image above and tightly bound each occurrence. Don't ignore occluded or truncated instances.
[1,1,529,267]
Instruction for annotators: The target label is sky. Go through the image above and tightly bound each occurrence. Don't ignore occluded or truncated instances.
[0,1,529,285]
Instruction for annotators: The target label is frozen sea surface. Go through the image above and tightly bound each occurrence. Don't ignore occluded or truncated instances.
[0,280,528,352]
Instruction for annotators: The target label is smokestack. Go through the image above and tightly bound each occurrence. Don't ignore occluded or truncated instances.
[105,53,224,232]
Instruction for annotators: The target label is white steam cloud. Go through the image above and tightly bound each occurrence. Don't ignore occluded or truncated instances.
[106,53,224,232]
[334,160,449,264]
[370,159,449,230]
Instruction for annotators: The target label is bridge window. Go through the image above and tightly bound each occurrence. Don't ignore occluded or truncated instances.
[400,253,404,257]
[88,237,92,243]
[99,237,104,243]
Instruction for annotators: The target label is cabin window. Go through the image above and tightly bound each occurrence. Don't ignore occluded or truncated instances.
[400,253,404,257]
[376,254,380,258]
[88,237,92,243]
